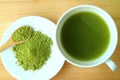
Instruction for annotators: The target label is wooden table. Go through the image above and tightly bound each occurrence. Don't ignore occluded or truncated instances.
[0,0,120,80]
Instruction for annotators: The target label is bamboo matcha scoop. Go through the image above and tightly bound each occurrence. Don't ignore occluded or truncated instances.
[0,26,33,52]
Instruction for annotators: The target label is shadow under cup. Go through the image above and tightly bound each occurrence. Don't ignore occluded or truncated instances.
[56,5,118,68]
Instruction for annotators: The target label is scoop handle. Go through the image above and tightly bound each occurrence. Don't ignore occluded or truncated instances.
[105,59,117,71]
[0,39,13,52]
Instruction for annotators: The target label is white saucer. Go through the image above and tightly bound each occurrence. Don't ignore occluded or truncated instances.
[0,16,65,80]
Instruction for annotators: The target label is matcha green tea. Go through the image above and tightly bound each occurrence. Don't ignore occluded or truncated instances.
[61,12,110,61]
[12,26,33,42]
[12,26,53,71]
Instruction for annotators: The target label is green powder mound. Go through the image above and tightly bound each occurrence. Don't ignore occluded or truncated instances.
[12,31,53,71]
[12,26,33,42]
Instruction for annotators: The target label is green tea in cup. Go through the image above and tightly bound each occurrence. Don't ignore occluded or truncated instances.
[56,5,118,71]
[60,11,110,61]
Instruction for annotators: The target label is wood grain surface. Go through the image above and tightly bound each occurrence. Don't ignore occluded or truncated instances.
[0,0,120,80]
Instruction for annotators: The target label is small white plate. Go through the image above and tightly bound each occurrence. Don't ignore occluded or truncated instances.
[0,16,65,80]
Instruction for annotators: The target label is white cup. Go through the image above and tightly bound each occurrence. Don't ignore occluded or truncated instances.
[56,5,118,71]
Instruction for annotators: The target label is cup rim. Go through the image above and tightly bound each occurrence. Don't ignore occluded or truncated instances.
[56,4,118,68]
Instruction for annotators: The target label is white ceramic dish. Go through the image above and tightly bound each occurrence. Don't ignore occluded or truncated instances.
[0,16,65,80]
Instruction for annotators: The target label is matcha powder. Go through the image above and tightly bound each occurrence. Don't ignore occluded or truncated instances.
[12,26,33,42]
[12,26,53,71]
